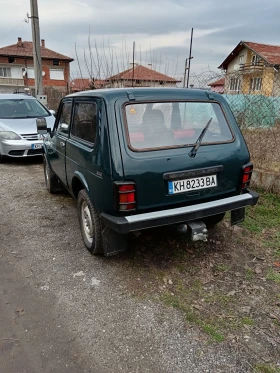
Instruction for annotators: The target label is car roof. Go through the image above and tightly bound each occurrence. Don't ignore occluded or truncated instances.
[66,87,222,103]
[0,94,36,100]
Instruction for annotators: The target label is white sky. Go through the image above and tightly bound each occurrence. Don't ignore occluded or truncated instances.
[1,0,280,80]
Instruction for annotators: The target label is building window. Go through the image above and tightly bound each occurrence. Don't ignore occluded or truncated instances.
[230,78,241,91]
[252,55,261,66]
[239,55,244,65]
[53,59,60,66]
[0,67,11,78]
[27,68,35,79]
[8,57,15,64]
[250,77,262,91]
[50,69,64,80]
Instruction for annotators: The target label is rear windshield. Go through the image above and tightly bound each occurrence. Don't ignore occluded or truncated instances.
[124,101,233,151]
[0,99,50,119]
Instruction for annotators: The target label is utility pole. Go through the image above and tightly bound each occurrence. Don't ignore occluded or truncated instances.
[30,0,43,95]
[183,28,194,88]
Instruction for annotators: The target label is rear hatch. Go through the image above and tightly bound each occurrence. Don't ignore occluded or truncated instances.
[115,94,250,213]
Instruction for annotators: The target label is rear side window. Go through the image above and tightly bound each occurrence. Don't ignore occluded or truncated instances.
[124,101,233,151]
[71,102,97,144]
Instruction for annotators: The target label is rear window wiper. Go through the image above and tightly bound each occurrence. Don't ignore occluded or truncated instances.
[188,117,213,158]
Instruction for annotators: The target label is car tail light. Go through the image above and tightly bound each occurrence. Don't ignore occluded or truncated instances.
[115,182,136,211]
[241,163,253,190]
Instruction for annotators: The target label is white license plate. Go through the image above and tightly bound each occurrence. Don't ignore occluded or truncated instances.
[168,175,217,194]
[31,144,42,149]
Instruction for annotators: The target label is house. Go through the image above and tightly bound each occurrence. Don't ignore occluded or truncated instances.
[218,41,280,96]
[0,37,73,95]
[208,77,225,93]
[105,64,181,88]
[70,78,106,92]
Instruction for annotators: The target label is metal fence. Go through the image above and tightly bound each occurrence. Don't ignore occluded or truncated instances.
[189,70,280,173]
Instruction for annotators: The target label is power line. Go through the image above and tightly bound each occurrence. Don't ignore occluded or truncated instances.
[1,19,26,43]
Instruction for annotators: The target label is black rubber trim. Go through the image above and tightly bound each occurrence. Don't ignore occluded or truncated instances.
[101,190,259,234]
[163,165,224,181]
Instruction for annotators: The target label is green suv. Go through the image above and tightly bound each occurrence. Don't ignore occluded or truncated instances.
[38,88,259,256]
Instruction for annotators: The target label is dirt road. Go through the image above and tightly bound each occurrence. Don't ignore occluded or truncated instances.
[0,158,273,373]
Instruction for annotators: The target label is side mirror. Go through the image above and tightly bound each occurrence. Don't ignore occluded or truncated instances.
[49,109,56,117]
[36,118,48,135]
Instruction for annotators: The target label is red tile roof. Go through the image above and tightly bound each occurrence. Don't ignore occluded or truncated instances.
[244,41,280,65]
[219,41,280,69]
[71,78,106,91]
[208,78,225,86]
[0,40,73,61]
[109,64,181,83]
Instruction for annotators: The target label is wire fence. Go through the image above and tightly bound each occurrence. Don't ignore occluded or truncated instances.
[190,69,280,173]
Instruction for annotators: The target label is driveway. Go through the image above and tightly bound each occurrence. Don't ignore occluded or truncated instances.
[0,158,257,372]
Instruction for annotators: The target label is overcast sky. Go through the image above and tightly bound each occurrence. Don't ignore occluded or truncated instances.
[1,0,280,81]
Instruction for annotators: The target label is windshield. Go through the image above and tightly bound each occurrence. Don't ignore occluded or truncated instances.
[0,99,50,119]
[124,101,233,151]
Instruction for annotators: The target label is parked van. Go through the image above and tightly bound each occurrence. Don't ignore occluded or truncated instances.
[38,88,259,256]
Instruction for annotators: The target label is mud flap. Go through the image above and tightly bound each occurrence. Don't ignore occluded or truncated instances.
[231,207,245,225]
[102,226,127,256]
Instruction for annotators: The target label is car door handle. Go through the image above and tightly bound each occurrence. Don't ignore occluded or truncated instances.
[60,141,65,148]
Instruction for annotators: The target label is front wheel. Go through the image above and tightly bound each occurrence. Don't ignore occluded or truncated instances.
[77,189,103,255]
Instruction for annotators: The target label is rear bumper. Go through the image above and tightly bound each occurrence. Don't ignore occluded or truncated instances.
[101,190,259,234]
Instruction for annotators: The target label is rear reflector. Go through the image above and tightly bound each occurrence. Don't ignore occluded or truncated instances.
[242,163,253,190]
[115,182,136,211]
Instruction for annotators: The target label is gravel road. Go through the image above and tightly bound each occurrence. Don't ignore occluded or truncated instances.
[0,158,249,373]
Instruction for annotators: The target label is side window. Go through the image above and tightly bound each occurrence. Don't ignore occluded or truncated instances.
[71,102,97,144]
[57,101,72,134]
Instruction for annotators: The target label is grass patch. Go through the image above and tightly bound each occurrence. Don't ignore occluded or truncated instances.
[241,317,254,326]
[266,270,280,284]
[254,364,280,373]
[242,192,280,233]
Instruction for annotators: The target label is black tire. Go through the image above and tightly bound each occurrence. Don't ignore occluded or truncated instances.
[77,189,103,255]
[44,155,63,193]
[204,212,226,227]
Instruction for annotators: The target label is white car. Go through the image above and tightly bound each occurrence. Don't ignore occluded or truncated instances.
[0,94,55,160]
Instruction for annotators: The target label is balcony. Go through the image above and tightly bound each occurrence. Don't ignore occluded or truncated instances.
[238,62,264,73]
[0,77,25,86]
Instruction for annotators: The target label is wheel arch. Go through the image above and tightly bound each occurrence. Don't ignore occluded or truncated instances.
[71,171,90,199]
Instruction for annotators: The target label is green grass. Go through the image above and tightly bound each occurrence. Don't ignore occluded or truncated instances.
[254,364,280,373]
[241,317,254,326]
[266,270,280,284]
[242,192,280,232]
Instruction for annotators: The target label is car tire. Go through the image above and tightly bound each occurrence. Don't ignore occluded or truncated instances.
[77,189,103,255]
[44,155,63,193]
[204,212,226,227]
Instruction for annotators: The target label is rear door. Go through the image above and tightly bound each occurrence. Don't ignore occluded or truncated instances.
[48,99,72,186]
[115,99,250,212]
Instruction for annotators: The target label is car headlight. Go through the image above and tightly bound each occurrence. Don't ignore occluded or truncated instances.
[0,131,21,140]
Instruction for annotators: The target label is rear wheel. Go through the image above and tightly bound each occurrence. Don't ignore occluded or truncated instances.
[77,189,103,255]
[204,213,226,227]
[44,155,63,193]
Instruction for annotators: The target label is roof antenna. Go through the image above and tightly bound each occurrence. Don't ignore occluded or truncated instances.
[132,41,135,88]
[183,28,194,88]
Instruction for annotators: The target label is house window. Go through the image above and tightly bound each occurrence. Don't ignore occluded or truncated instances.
[0,67,11,78]
[53,59,60,66]
[250,77,262,91]
[239,55,244,65]
[50,69,64,80]
[27,68,35,79]
[8,57,15,64]
[252,55,261,66]
[230,78,241,91]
